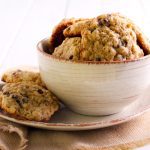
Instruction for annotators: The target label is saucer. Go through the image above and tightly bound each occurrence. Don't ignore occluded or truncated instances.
[0,84,149,131]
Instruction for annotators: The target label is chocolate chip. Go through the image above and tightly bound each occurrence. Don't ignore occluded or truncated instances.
[69,55,73,60]
[12,95,19,100]
[3,91,10,96]
[121,40,127,47]
[98,18,110,27]
[97,19,103,26]
[95,57,101,61]
[104,19,110,27]
[16,100,23,107]
[11,95,22,107]
[37,89,43,94]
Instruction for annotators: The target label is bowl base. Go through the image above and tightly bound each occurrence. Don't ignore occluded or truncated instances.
[68,107,125,116]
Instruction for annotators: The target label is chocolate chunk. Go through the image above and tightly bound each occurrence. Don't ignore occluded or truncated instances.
[103,19,110,27]
[69,55,73,60]
[12,95,20,100]
[37,89,43,94]
[98,18,110,27]
[11,95,22,107]
[97,19,103,26]
[3,91,10,96]
[95,57,101,61]
[121,40,127,47]
[16,100,23,107]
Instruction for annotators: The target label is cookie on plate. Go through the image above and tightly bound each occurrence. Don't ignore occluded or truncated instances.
[0,82,59,121]
[1,69,45,87]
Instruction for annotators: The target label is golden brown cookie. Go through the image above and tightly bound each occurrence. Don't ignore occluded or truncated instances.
[1,69,45,87]
[80,25,143,61]
[53,37,82,60]
[51,13,150,61]
[63,19,98,37]
[0,82,59,121]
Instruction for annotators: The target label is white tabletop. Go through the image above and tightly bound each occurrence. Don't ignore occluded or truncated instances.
[0,0,149,149]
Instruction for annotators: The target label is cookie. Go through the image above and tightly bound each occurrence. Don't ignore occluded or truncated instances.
[80,25,143,61]
[49,18,89,52]
[53,37,82,60]
[51,13,150,61]
[1,69,45,87]
[63,18,98,37]
[0,82,59,121]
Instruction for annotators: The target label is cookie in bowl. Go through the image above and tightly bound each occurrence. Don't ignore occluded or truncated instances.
[49,18,90,51]
[0,82,59,121]
[37,13,150,116]
[51,13,150,61]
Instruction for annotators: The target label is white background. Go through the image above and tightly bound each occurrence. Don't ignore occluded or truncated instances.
[0,0,149,149]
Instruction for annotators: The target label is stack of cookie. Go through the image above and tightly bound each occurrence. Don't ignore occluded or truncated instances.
[50,13,150,61]
[0,69,59,121]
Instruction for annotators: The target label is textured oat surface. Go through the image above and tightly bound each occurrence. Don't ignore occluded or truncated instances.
[0,82,59,121]
[52,13,150,61]
[2,69,45,87]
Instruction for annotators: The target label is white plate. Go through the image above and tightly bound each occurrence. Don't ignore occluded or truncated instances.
[0,84,150,131]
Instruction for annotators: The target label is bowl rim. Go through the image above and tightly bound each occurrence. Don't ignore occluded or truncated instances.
[37,38,150,64]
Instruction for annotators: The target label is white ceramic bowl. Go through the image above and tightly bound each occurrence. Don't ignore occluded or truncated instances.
[37,39,150,116]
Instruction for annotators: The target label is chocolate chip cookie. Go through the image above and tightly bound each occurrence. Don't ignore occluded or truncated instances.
[0,82,59,121]
[49,18,90,52]
[51,13,150,61]
[2,69,45,87]
[53,37,82,60]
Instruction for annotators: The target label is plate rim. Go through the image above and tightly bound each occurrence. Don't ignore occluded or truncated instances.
[0,104,149,130]
[0,82,150,130]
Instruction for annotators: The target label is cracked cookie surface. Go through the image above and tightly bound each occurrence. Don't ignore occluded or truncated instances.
[0,82,59,121]
[2,69,45,87]
[52,13,150,61]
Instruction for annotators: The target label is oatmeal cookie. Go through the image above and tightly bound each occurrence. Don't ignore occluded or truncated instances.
[49,18,89,51]
[80,24,143,61]
[97,13,150,56]
[1,69,45,87]
[0,82,59,121]
[53,37,82,60]
[51,13,150,61]
[63,19,98,37]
